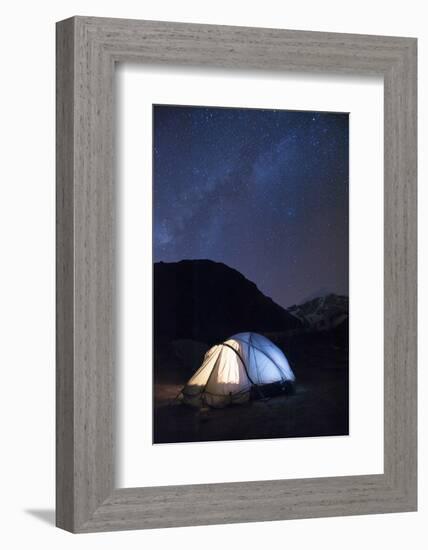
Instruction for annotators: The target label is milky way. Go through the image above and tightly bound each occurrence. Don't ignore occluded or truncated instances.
[153,105,349,308]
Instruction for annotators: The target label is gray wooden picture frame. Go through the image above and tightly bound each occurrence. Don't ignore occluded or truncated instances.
[56,16,417,533]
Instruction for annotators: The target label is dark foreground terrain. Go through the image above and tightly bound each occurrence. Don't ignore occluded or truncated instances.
[153,328,349,444]
[153,259,348,444]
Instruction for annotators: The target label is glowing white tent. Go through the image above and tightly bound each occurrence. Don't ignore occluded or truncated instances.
[181,332,295,408]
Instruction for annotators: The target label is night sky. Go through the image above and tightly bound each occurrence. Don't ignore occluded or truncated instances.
[153,105,349,308]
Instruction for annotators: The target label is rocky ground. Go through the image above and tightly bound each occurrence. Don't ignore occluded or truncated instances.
[153,330,349,444]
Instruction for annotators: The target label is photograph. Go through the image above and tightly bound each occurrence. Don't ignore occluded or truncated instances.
[153,104,349,444]
[1,4,416,541]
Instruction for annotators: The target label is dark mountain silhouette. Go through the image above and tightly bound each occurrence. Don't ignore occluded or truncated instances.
[154,259,302,345]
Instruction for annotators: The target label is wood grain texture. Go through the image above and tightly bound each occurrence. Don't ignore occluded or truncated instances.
[56,18,75,532]
[56,16,417,533]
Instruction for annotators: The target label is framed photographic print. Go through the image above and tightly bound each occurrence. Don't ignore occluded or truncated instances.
[56,17,417,532]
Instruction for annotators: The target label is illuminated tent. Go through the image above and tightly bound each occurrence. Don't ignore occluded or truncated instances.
[181,332,295,408]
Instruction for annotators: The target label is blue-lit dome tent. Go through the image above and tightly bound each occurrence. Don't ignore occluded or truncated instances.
[181,332,295,408]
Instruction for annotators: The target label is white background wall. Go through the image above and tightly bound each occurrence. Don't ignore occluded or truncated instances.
[0,1,425,548]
